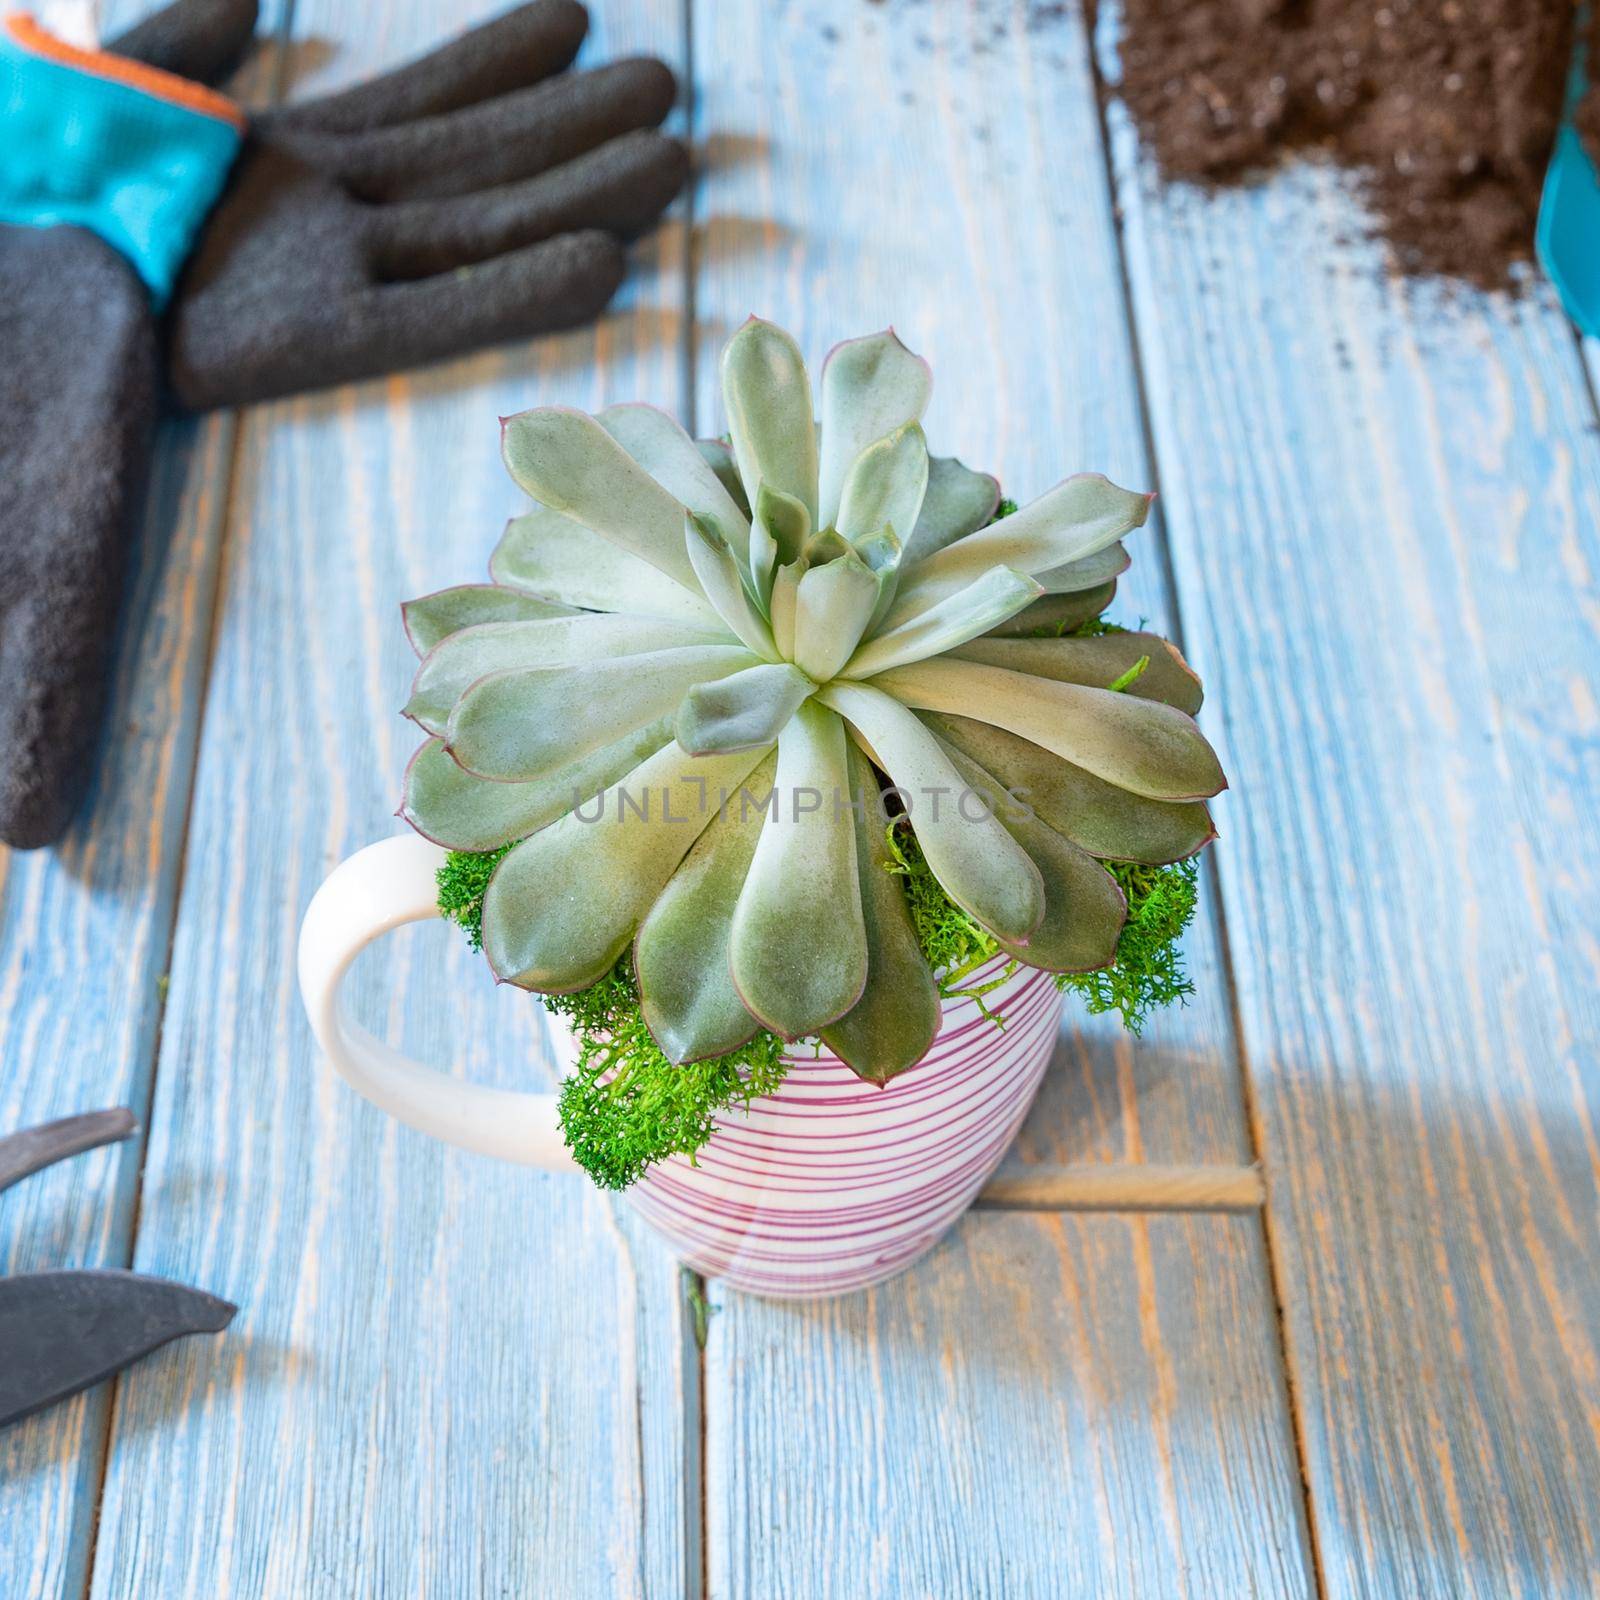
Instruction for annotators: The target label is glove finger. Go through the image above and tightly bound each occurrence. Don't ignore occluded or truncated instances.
[358,229,626,374]
[290,58,676,203]
[105,0,259,85]
[178,229,626,405]
[367,130,687,279]
[272,0,586,135]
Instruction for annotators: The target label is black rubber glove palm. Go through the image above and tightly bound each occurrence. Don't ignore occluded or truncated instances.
[0,0,686,847]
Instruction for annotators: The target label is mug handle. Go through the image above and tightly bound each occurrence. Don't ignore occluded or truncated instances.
[297,833,578,1170]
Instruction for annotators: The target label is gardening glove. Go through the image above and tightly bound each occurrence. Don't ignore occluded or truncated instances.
[0,0,687,849]
[0,0,256,849]
[169,0,686,407]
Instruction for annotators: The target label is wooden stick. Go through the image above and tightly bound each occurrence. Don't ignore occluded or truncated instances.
[977,1163,1266,1214]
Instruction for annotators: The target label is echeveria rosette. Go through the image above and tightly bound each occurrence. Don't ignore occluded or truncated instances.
[399,319,1226,1083]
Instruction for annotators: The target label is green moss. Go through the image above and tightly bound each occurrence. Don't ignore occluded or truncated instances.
[548,960,787,1191]
[435,843,509,951]
[1058,857,1198,1033]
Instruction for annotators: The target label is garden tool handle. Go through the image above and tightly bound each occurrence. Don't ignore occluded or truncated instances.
[297,834,579,1170]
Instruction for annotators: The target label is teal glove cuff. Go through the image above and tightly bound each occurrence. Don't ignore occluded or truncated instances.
[0,12,243,306]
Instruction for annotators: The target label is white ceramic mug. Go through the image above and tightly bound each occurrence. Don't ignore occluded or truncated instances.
[300,834,1063,1297]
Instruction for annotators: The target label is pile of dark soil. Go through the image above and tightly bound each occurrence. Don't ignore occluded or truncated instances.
[1115,0,1593,289]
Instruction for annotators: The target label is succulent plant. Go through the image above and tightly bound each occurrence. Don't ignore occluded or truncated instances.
[400,319,1225,1083]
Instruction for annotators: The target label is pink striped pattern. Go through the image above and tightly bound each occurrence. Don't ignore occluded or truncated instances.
[626,958,1064,1298]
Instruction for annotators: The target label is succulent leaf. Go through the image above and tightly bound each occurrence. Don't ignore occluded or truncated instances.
[748,484,812,604]
[817,746,942,1082]
[768,561,803,660]
[676,663,813,756]
[793,553,879,683]
[801,526,853,566]
[940,743,1128,973]
[722,318,820,525]
[952,632,1203,714]
[483,741,769,991]
[844,567,1042,679]
[402,720,673,853]
[854,523,903,574]
[755,483,812,568]
[817,329,932,527]
[447,646,756,782]
[684,514,779,660]
[634,752,778,1063]
[818,682,1045,943]
[748,517,780,606]
[491,509,724,629]
[903,455,1001,566]
[599,404,753,557]
[402,585,575,657]
[1035,539,1131,594]
[924,712,1215,865]
[834,421,929,546]
[882,473,1151,629]
[877,658,1226,802]
[856,523,906,631]
[501,407,704,594]
[984,583,1117,637]
[405,615,728,735]
[729,701,867,1038]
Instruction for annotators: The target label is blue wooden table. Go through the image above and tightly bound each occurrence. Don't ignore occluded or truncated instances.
[4,1,1599,1595]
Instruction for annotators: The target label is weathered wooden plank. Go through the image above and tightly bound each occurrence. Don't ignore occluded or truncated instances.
[0,10,284,1595]
[705,1211,1313,1599]
[83,4,693,1596]
[1099,5,1600,1593]
[691,1,1309,1589]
